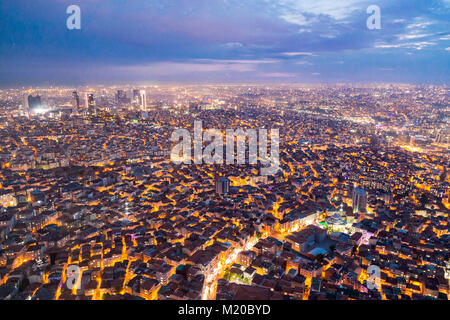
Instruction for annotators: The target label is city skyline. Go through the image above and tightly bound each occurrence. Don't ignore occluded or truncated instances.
[0,0,448,304]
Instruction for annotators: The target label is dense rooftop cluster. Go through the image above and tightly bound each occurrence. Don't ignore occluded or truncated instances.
[0,84,448,300]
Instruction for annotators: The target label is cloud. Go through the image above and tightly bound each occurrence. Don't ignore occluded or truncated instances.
[372,14,448,52]
[193,59,279,64]
[281,52,316,56]
[260,72,297,78]
[0,0,449,85]
[279,13,314,26]
[374,41,437,50]
[396,34,434,41]
[223,42,244,48]
[276,0,370,20]
[113,59,281,76]
[405,20,436,30]
[295,61,314,65]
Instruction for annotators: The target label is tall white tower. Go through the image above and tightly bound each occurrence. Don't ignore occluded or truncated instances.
[139,90,147,111]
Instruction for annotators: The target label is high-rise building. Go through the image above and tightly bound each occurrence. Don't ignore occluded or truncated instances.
[27,95,42,111]
[436,130,449,144]
[139,90,147,110]
[85,93,96,115]
[132,89,140,103]
[215,176,230,195]
[189,102,201,113]
[22,93,29,110]
[352,186,367,214]
[72,91,80,109]
[116,90,129,104]
[139,90,147,111]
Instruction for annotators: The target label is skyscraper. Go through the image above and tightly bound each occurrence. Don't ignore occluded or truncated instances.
[73,91,80,110]
[352,186,367,214]
[25,95,43,116]
[132,89,140,103]
[436,130,449,144]
[27,95,42,110]
[116,90,128,104]
[22,93,29,112]
[215,176,230,195]
[85,93,96,115]
[139,90,147,111]
[189,102,200,113]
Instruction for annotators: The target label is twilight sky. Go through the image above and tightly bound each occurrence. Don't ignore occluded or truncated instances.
[0,0,449,86]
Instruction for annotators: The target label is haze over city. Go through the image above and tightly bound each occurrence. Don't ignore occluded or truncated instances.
[0,0,448,305]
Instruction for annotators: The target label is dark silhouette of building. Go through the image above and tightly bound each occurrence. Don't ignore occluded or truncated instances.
[215,176,230,195]
[133,89,140,103]
[86,93,96,115]
[27,95,42,110]
[352,186,367,214]
[116,90,129,104]
[189,102,201,113]
[73,91,80,109]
